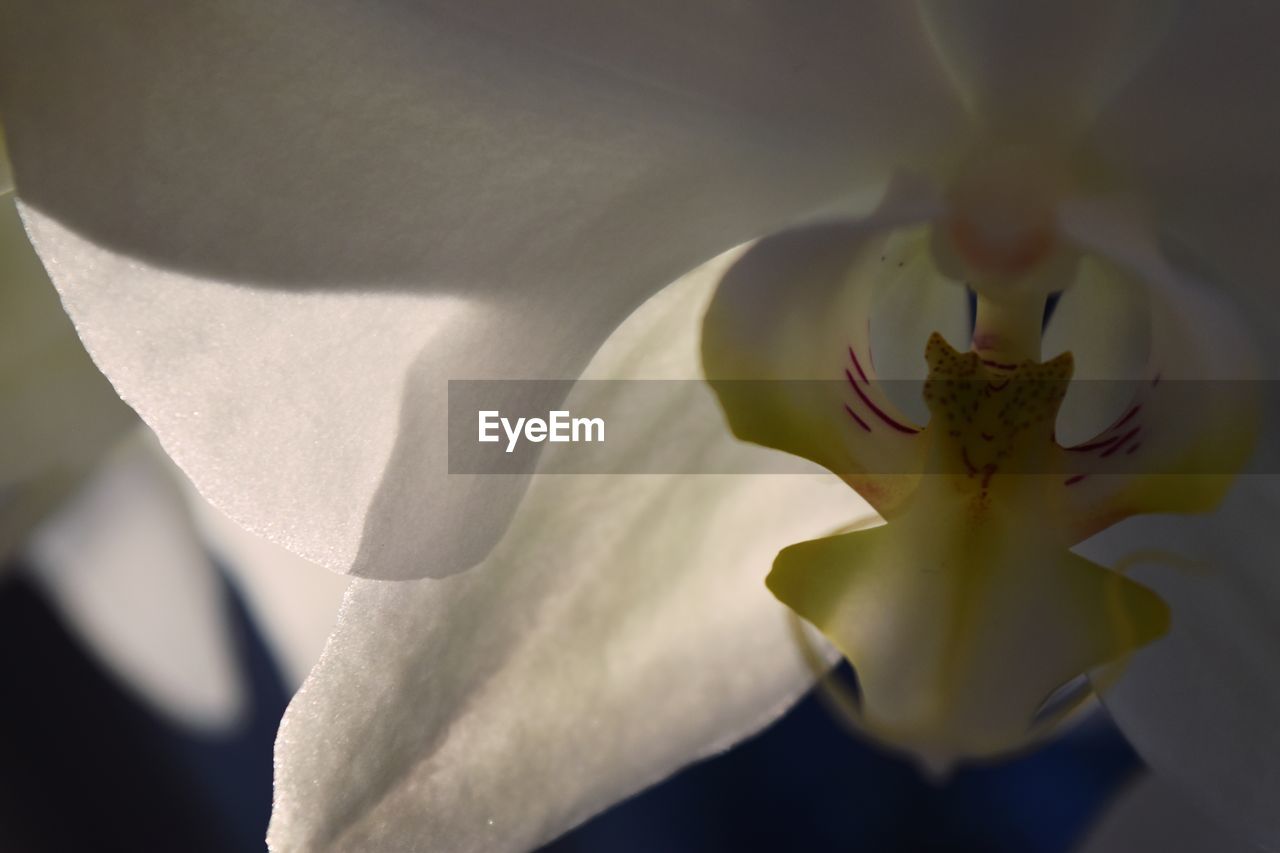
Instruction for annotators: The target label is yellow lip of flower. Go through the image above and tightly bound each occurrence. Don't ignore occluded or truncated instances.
[768,332,1171,771]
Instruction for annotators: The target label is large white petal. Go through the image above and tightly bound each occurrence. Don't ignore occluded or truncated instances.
[1090,2,1280,370]
[177,458,351,690]
[0,2,962,579]
[917,0,1175,143]
[1074,11,1280,839]
[269,250,870,852]
[1058,193,1279,846]
[1077,474,1280,853]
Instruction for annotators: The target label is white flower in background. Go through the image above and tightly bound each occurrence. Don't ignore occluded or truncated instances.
[3,2,1280,851]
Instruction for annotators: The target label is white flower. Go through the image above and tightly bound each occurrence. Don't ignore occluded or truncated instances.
[3,2,1279,850]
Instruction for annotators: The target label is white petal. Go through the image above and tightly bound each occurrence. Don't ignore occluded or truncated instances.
[1081,776,1267,853]
[1077,476,1280,852]
[177,461,350,690]
[22,429,247,731]
[269,250,870,852]
[0,2,962,579]
[1058,200,1273,845]
[1091,3,1280,354]
[918,0,1175,142]
[1058,179,1280,853]
[0,147,134,525]
[1042,253,1150,445]
[1055,197,1261,541]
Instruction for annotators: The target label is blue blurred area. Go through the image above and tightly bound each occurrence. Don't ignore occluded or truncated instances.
[0,563,286,853]
[0,564,1139,853]
[543,664,1140,853]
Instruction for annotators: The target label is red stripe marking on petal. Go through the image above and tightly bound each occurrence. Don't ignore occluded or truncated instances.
[1067,435,1122,453]
[1101,427,1142,458]
[849,378,919,434]
[849,347,870,384]
[1113,404,1142,430]
[844,403,871,432]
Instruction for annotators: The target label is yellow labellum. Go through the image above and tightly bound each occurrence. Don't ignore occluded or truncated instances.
[767,333,1169,770]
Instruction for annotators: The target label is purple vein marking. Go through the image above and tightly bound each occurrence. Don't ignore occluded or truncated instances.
[845,368,919,434]
[848,346,869,384]
[1067,434,1122,453]
[1064,474,1088,486]
[1101,427,1142,458]
[844,403,871,432]
[1112,404,1142,430]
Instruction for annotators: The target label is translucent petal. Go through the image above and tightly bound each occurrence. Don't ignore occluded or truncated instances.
[0,1,963,580]
[1078,476,1280,852]
[918,0,1176,142]
[702,176,963,518]
[1056,199,1280,853]
[179,461,350,690]
[1090,3,1280,363]
[269,250,871,852]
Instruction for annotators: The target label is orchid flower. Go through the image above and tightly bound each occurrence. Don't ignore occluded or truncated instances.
[3,2,1280,851]
[699,152,1259,772]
